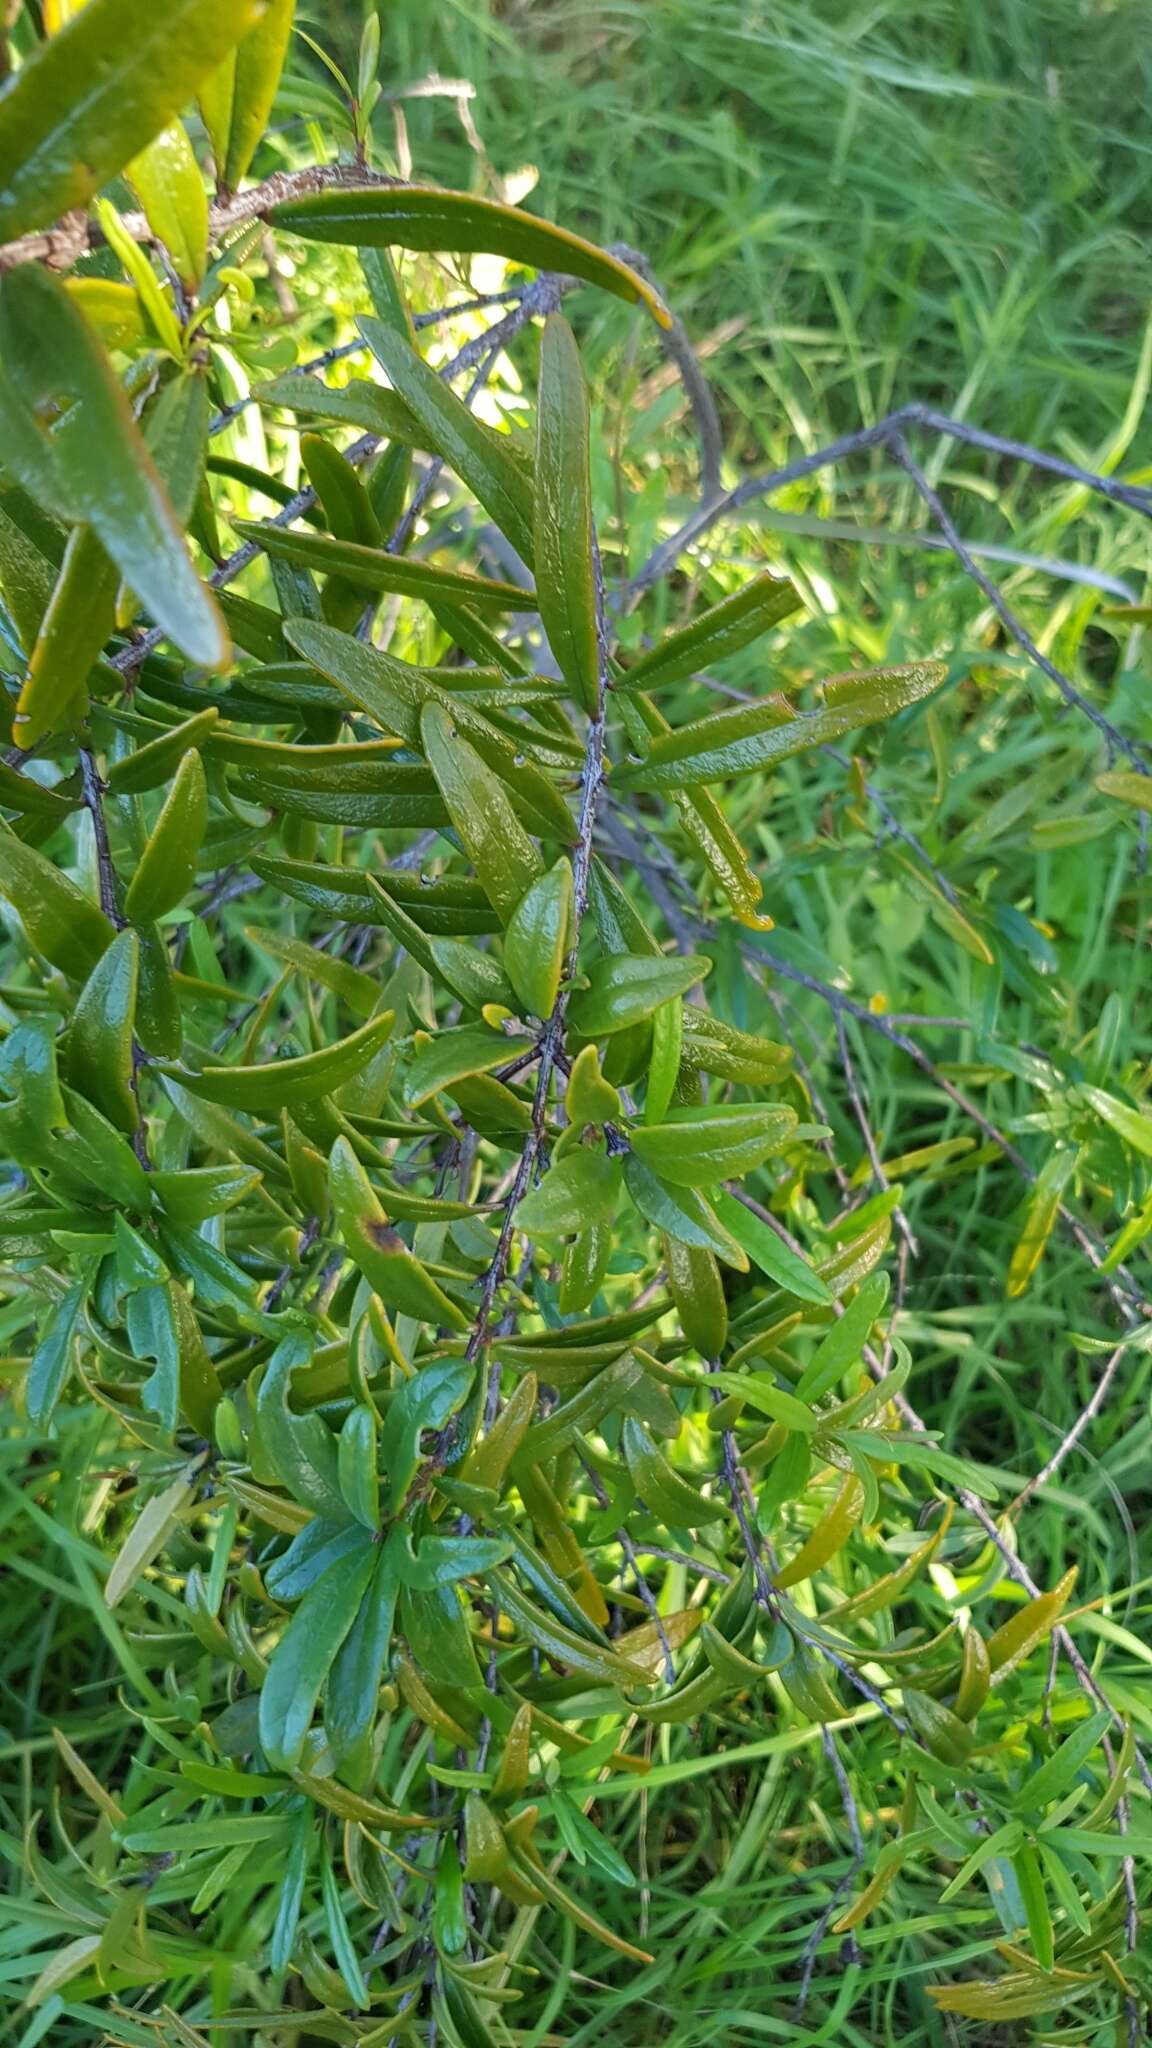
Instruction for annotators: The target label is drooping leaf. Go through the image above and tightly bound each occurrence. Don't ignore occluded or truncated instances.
[271,186,672,327]
[0,267,229,668]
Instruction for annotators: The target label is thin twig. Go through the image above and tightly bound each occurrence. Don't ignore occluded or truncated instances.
[78,748,126,930]
[1006,1343,1127,1516]
[886,431,1148,773]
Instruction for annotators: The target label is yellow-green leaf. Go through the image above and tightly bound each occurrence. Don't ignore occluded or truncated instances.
[0,0,266,242]
[200,0,295,193]
[125,119,208,288]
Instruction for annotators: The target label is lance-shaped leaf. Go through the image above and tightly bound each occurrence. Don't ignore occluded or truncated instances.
[256,1331,347,1519]
[622,1417,726,1526]
[200,0,295,194]
[629,1103,798,1187]
[535,315,600,711]
[613,661,948,791]
[1007,1146,1080,1298]
[709,1190,832,1304]
[328,1136,469,1332]
[0,0,266,242]
[65,929,139,1134]
[0,268,228,669]
[796,1269,890,1401]
[382,1357,476,1506]
[361,317,535,563]
[0,823,113,979]
[105,1465,199,1609]
[504,857,573,1019]
[272,186,672,328]
[256,856,501,937]
[124,750,209,924]
[25,1280,87,1429]
[986,1569,1077,1681]
[621,689,775,928]
[619,572,803,691]
[107,706,220,794]
[16,525,117,747]
[420,700,544,923]
[663,1236,728,1355]
[325,1535,402,1757]
[160,1010,395,1112]
[402,1023,519,1109]
[233,518,529,611]
[259,1541,377,1773]
[624,1155,749,1268]
[283,620,575,842]
[568,951,711,1036]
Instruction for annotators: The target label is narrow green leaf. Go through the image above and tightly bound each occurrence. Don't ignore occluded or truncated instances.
[271,186,673,327]
[258,1544,377,1772]
[535,314,599,711]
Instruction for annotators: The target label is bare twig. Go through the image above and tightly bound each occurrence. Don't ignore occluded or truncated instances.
[886,431,1149,773]
[78,748,126,930]
[0,163,397,275]
[1006,1343,1127,1517]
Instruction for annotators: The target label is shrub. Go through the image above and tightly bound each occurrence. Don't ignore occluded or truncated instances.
[0,5,1148,2043]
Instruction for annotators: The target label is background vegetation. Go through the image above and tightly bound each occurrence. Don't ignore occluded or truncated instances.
[2,3,1151,2045]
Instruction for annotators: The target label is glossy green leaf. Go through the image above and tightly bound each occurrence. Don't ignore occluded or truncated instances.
[125,120,208,288]
[516,1150,623,1238]
[329,1135,470,1332]
[283,620,574,842]
[325,1537,401,1756]
[361,317,535,562]
[709,1190,831,1304]
[162,1010,395,1112]
[233,517,529,610]
[504,857,573,1019]
[258,1542,377,1772]
[0,822,114,979]
[613,662,948,791]
[383,1358,476,1506]
[403,1023,516,1109]
[535,315,599,711]
[664,1235,728,1355]
[338,1403,380,1530]
[272,186,672,327]
[255,1331,347,1519]
[796,1270,890,1401]
[420,699,545,922]
[630,1103,797,1186]
[106,706,220,794]
[619,571,802,691]
[65,928,138,1133]
[624,1155,749,1268]
[0,268,229,668]
[16,523,117,747]
[124,750,209,924]
[622,1416,726,1525]
[568,951,711,1036]
[26,1280,87,1428]
[565,1042,622,1126]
